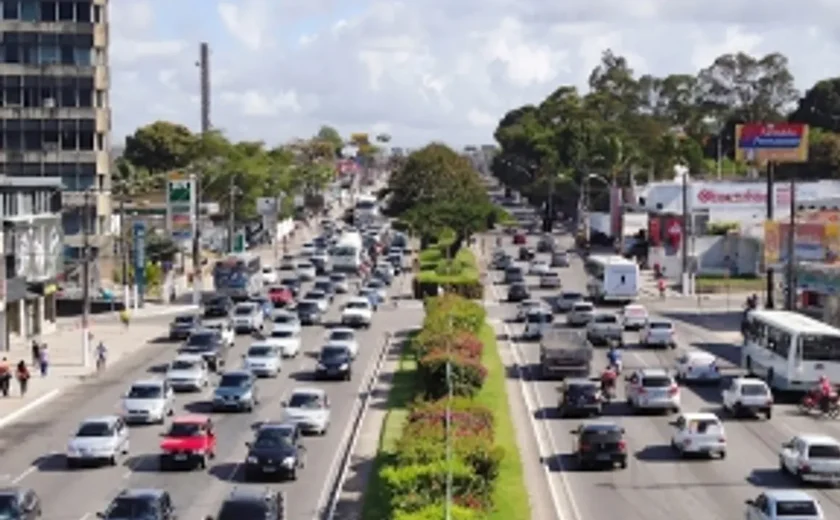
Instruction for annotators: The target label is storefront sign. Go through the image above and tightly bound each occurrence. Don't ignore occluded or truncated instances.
[691,182,826,209]
[735,122,809,163]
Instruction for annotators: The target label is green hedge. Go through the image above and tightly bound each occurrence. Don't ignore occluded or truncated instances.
[414,248,482,299]
[394,504,480,520]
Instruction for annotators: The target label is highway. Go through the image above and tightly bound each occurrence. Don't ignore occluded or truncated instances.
[487,228,840,520]
[0,260,419,518]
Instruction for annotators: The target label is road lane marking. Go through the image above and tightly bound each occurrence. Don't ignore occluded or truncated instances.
[10,465,36,484]
[0,388,62,431]
[78,514,90,520]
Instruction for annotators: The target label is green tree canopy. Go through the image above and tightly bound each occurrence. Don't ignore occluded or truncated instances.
[124,121,198,173]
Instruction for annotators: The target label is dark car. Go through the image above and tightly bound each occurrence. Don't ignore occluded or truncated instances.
[313,279,336,301]
[518,247,535,261]
[169,314,200,340]
[0,487,41,519]
[387,253,403,273]
[99,488,177,520]
[178,330,226,372]
[244,423,306,481]
[537,235,555,253]
[507,283,529,302]
[315,345,353,381]
[503,266,525,284]
[570,422,628,470]
[280,277,302,297]
[206,488,285,520]
[558,379,603,417]
[296,300,323,325]
[203,296,233,319]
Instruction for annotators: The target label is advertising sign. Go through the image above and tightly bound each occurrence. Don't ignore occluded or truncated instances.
[735,122,809,163]
[166,172,196,244]
[691,182,826,209]
[133,221,146,302]
[764,220,840,264]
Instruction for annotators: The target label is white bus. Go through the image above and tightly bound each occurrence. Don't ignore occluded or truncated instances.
[584,255,639,303]
[353,194,379,225]
[742,310,840,392]
[330,231,364,273]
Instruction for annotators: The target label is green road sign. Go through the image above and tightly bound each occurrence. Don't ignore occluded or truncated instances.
[233,231,246,253]
[168,180,192,203]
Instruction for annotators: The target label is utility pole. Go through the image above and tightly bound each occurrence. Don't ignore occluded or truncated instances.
[81,188,92,368]
[680,167,690,295]
[119,188,129,307]
[785,177,797,310]
[228,176,237,253]
[192,42,210,305]
[766,161,775,308]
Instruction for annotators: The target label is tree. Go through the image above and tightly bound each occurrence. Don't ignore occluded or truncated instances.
[790,78,840,133]
[316,125,344,156]
[124,121,198,173]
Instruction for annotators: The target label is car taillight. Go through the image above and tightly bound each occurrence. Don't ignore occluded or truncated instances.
[668,385,679,396]
[711,364,719,372]
[799,463,810,473]
[617,441,626,451]
[718,437,726,443]
[638,387,646,394]
[579,443,590,451]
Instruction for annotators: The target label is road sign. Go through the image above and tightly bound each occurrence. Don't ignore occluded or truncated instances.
[257,197,279,216]
[233,231,246,253]
[133,221,147,302]
[166,173,196,244]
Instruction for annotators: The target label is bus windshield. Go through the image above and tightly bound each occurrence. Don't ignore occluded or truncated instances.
[800,334,840,362]
[214,255,261,289]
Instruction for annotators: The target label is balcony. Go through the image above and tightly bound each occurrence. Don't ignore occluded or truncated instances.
[61,191,111,216]
[0,63,95,77]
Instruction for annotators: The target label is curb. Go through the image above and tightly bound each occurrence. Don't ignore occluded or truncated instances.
[0,388,62,431]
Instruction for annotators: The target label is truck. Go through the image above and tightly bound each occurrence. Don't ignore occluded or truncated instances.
[538,328,593,380]
[330,231,364,273]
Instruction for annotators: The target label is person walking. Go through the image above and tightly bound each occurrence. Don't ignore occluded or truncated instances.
[15,361,29,397]
[0,358,10,397]
[30,340,40,371]
[119,308,130,329]
[95,341,107,373]
[38,345,48,377]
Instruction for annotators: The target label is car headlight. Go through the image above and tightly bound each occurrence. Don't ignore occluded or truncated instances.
[246,456,258,464]
[66,445,78,455]
[317,363,326,369]
[340,363,349,370]
[282,456,295,467]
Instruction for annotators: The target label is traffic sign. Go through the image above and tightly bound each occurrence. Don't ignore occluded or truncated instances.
[233,231,246,253]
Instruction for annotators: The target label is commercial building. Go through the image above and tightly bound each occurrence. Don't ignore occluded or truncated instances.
[0,176,63,350]
[0,0,112,261]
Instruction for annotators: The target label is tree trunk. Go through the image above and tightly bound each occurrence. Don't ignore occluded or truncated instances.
[448,233,465,259]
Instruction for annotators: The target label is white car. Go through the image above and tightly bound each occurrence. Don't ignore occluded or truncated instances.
[528,260,550,276]
[264,325,302,357]
[66,415,130,467]
[232,302,264,333]
[279,255,296,270]
[341,297,373,328]
[586,312,623,345]
[553,291,584,312]
[515,300,543,322]
[325,327,359,358]
[669,412,726,458]
[271,310,301,335]
[375,262,395,279]
[261,266,278,285]
[242,343,282,377]
[674,351,721,383]
[539,272,561,289]
[121,379,174,424]
[779,434,840,484]
[624,368,680,413]
[639,319,676,348]
[296,262,317,280]
[283,387,331,435]
[330,273,350,293]
[202,319,235,347]
[721,377,773,419]
[364,280,388,301]
[621,304,648,330]
[745,490,824,520]
[522,308,553,340]
[300,242,316,256]
[303,289,330,312]
[165,354,209,392]
[567,301,594,326]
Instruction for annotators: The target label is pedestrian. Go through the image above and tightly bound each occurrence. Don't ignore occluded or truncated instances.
[30,339,40,370]
[38,345,48,377]
[0,357,10,397]
[119,308,130,329]
[657,277,666,300]
[15,360,29,397]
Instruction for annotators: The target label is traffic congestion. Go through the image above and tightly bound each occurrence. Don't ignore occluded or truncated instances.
[0,205,414,519]
[488,200,840,520]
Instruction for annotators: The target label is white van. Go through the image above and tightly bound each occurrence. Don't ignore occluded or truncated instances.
[585,255,639,303]
[330,232,364,273]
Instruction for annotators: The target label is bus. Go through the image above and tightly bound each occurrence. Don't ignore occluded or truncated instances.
[330,231,364,273]
[742,310,840,392]
[213,253,262,300]
[584,255,639,303]
[353,194,379,226]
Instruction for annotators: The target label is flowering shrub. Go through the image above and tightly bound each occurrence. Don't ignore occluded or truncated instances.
[418,350,487,400]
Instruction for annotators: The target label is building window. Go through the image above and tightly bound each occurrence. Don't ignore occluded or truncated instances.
[73,47,91,65]
[60,130,76,150]
[40,1,56,21]
[20,0,36,20]
[23,130,40,151]
[3,1,19,20]
[3,43,21,64]
[95,132,104,151]
[92,3,100,22]
[78,130,93,150]
[60,86,75,107]
[93,48,104,66]
[44,130,58,149]
[78,87,92,107]
[23,86,39,107]
[94,88,104,107]
[75,1,89,22]
[5,130,22,150]
[59,44,73,65]
[57,1,72,20]
[4,86,21,106]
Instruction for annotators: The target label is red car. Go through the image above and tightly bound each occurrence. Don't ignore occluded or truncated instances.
[267,285,294,307]
[513,232,527,245]
[159,415,216,470]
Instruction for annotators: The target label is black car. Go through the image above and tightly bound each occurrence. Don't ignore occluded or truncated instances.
[310,255,329,275]
[296,301,323,325]
[244,424,306,481]
[169,314,200,340]
[207,488,285,520]
[519,247,535,261]
[280,277,302,297]
[178,330,226,372]
[313,279,336,301]
[558,379,603,417]
[315,345,352,380]
[537,236,555,253]
[99,488,177,520]
[203,296,233,319]
[507,283,529,302]
[570,422,628,470]
[0,487,41,519]
[503,266,525,284]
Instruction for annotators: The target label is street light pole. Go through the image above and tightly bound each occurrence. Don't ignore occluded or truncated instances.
[228,176,237,253]
[118,187,129,307]
[81,188,92,368]
[193,41,211,306]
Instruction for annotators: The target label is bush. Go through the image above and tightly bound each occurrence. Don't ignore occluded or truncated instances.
[424,294,486,334]
[394,504,480,520]
[414,248,482,299]
[414,277,483,299]
[406,398,494,438]
[418,351,487,399]
[381,459,491,513]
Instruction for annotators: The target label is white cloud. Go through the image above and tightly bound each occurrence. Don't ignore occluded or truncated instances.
[109,0,840,147]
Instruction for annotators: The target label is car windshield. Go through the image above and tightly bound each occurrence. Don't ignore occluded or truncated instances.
[0,496,17,516]
[321,346,349,359]
[346,301,368,309]
[297,263,312,269]
[649,322,672,329]
[127,385,162,399]
[167,422,202,437]
[775,500,818,516]
[273,314,295,323]
[542,273,558,278]
[175,316,195,324]
[562,293,582,300]
[281,278,298,286]
[234,306,254,316]
[288,393,322,408]
[305,291,325,299]
[330,274,346,281]
[76,422,111,437]
[254,430,294,449]
[219,374,250,387]
[808,444,840,458]
[642,376,671,387]
[568,384,597,396]
[298,301,317,311]
[329,331,354,341]
[171,359,198,370]
[595,315,617,323]
[741,384,768,396]
[314,282,331,291]
[271,330,294,339]
[581,430,622,443]
[186,333,214,347]
[248,346,273,357]
[217,500,269,520]
[573,304,593,311]
[105,497,155,518]
[526,313,549,323]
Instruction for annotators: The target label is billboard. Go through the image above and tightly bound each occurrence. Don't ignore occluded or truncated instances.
[166,172,196,245]
[764,220,840,265]
[735,122,809,164]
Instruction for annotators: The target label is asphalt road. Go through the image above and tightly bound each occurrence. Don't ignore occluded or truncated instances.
[0,267,419,519]
[488,230,840,520]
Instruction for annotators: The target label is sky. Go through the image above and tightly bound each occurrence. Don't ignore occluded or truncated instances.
[110,0,840,148]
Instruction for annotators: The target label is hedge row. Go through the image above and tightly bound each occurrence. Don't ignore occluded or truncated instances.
[379,294,503,516]
[413,236,483,299]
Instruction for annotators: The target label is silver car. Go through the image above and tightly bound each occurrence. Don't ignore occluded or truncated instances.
[325,328,359,358]
[232,302,264,333]
[66,416,130,467]
[553,291,584,312]
[567,301,595,326]
[282,388,331,435]
[121,379,174,424]
[242,343,282,377]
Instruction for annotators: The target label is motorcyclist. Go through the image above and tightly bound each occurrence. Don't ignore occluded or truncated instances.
[600,366,617,396]
[607,345,622,373]
[817,375,835,411]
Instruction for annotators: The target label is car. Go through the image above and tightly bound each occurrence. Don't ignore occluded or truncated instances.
[503,266,525,284]
[303,289,330,313]
[270,310,301,335]
[553,291,584,312]
[98,488,176,520]
[493,253,513,270]
[310,252,330,275]
[279,255,296,270]
[567,301,595,326]
[507,282,529,302]
[341,297,374,327]
[669,412,726,458]
[242,343,282,377]
[244,423,307,481]
[674,351,721,383]
[212,370,259,412]
[624,368,680,414]
[387,252,404,272]
[261,266,278,285]
[313,278,337,300]
[202,319,235,347]
[0,487,41,519]
[325,327,359,358]
[282,388,331,434]
[206,488,285,520]
[518,247,534,261]
[586,312,623,345]
[66,415,130,468]
[639,319,677,348]
[329,272,350,293]
[778,435,840,484]
[168,314,200,340]
[569,422,627,470]
[121,379,174,424]
[558,378,603,417]
[296,300,324,325]
[179,330,226,372]
[620,304,648,330]
[537,235,555,252]
[296,261,316,281]
[745,490,824,519]
[263,326,302,357]
[522,308,553,340]
[551,250,569,267]
[158,415,216,470]
[513,231,526,244]
[267,285,294,308]
[232,302,265,333]
[202,295,234,318]
[515,300,543,322]
[365,279,388,301]
[316,344,353,380]
[539,272,561,289]
[358,288,381,309]
[721,377,773,419]
[301,242,316,255]
[165,354,209,392]
[280,276,302,297]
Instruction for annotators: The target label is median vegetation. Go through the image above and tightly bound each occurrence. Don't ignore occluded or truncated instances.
[361,294,530,520]
[413,230,482,299]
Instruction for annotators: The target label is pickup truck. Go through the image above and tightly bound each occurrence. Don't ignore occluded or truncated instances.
[539,329,593,379]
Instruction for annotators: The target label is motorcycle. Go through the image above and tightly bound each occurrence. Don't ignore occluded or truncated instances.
[600,378,616,403]
[799,389,840,418]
